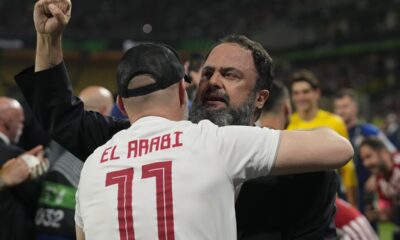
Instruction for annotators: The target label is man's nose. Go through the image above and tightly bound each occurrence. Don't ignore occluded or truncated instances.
[208,72,224,89]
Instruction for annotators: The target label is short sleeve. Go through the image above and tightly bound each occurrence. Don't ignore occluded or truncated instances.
[204,122,281,183]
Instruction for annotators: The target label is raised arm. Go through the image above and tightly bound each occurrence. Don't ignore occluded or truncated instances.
[15,0,130,160]
[271,127,354,175]
[207,122,352,182]
[34,0,71,71]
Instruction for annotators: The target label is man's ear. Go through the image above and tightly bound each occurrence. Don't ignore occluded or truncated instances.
[255,90,269,110]
[178,81,187,107]
[116,95,128,117]
[284,99,292,118]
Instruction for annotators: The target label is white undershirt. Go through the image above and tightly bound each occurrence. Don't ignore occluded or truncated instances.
[0,132,10,145]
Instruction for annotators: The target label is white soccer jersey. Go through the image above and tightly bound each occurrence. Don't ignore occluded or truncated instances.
[336,216,378,240]
[75,116,280,240]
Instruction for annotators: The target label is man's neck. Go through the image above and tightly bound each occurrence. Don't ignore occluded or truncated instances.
[129,109,184,124]
[298,107,318,121]
[259,114,284,130]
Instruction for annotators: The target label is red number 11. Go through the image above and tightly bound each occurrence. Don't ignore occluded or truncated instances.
[106,161,175,240]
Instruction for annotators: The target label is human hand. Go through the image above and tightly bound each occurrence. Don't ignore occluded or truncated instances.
[20,145,49,179]
[0,157,30,187]
[364,175,377,193]
[34,0,72,38]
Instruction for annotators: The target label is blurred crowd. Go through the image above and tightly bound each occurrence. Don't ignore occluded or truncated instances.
[1,0,399,48]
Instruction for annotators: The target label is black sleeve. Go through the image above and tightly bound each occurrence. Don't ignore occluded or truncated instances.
[14,62,131,161]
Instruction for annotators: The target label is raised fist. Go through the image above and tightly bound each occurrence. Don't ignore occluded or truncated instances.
[34,0,72,38]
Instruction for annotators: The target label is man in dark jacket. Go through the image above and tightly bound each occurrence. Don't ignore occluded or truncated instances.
[0,97,46,240]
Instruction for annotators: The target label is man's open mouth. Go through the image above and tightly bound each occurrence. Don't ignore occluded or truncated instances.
[203,95,228,107]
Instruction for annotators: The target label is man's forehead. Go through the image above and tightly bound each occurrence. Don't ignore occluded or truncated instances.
[292,81,314,91]
[204,43,255,71]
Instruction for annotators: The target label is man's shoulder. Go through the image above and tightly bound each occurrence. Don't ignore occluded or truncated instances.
[287,113,301,129]
[317,110,343,123]
[289,110,343,126]
[317,110,347,131]
[289,112,300,121]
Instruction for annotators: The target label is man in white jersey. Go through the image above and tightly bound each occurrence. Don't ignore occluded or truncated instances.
[74,42,353,240]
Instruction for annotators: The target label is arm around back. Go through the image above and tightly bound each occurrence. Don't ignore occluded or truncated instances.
[271,127,354,175]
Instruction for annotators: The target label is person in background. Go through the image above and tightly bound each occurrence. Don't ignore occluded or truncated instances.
[35,85,114,240]
[287,70,358,207]
[236,81,339,239]
[383,113,400,150]
[257,81,291,130]
[78,86,114,116]
[0,96,47,240]
[110,104,128,119]
[335,198,378,240]
[184,52,203,109]
[334,88,397,215]
[359,137,400,240]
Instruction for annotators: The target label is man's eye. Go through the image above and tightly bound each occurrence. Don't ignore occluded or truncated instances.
[224,72,237,80]
[201,71,213,80]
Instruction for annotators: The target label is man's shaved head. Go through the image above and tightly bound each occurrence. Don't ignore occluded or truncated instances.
[120,74,189,123]
[0,97,24,144]
[79,86,114,116]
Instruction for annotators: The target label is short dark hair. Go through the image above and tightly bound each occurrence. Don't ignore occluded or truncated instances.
[188,53,203,72]
[262,81,289,113]
[205,34,274,91]
[360,137,387,152]
[290,69,320,90]
[334,88,357,101]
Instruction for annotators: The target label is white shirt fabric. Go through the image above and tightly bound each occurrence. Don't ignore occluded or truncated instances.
[0,132,10,145]
[75,116,281,240]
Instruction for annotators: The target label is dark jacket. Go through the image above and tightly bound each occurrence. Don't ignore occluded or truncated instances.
[0,138,39,240]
